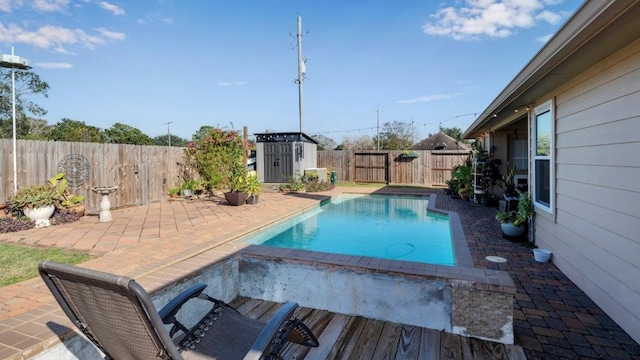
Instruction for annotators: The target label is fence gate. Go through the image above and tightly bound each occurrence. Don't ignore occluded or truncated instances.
[354,153,388,183]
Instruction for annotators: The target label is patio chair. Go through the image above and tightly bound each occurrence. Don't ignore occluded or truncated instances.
[39,261,319,360]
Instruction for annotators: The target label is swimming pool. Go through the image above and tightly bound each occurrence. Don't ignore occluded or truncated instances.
[242,194,455,265]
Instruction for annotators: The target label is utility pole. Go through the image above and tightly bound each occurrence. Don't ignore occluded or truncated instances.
[296,14,306,133]
[164,122,173,147]
[376,105,380,150]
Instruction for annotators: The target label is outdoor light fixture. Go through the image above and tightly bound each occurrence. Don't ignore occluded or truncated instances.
[0,48,31,194]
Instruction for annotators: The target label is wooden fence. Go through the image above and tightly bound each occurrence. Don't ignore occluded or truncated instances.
[0,141,470,214]
[317,150,470,187]
[0,139,185,214]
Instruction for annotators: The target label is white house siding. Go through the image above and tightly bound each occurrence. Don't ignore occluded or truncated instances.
[534,38,640,343]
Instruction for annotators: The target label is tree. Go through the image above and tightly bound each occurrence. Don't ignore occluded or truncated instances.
[192,126,215,141]
[311,134,337,150]
[21,117,51,140]
[0,70,50,139]
[379,120,413,150]
[339,135,375,150]
[437,126,463,142]
[154,134,188,147]
[104,123,155,145]
[49,118,105,143]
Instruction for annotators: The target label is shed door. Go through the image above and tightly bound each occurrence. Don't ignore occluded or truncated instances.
[263,143,292,183]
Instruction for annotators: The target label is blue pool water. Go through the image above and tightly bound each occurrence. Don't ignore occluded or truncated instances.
[243,194,455,265]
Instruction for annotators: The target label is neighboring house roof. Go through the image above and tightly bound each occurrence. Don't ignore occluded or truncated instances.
[408,132,470,151]
[463,0,640,138]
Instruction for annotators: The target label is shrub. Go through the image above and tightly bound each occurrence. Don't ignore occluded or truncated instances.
[185,129,248,192]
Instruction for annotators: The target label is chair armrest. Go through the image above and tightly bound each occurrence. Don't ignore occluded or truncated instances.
[243,302,298,360]
[158,283,207,323]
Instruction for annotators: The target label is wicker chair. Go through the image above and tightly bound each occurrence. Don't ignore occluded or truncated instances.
[39,261,318,360]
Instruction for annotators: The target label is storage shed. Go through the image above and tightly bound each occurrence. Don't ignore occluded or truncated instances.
[255,132,318,183]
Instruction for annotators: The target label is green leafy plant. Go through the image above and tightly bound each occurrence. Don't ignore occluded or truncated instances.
[304,179,333,192]
[168,186,180,198]
[245,175,262,197]
[498,163,517,196]
[278,176,305,192]
[180,179,199,191]
[10,184,59,210]
[48,173,84,207]
[452,164,472,198]
[495,191,533,226]
[185,128,248,192]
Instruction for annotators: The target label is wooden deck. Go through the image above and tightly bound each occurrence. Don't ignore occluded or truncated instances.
[232,297,527,360]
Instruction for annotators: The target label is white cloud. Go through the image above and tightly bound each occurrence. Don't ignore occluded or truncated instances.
[396,94,451,104]
[217,81,247,87]
[0,22,125,52]
[35,62,72,69]
[0,0,23,12]
[423,0,565,41]
[98,1,124,15]
[95,27,126,41]
[137,12,173,25]
[32,0,69,12]
[536,33,553,43]
[536,10,562,24]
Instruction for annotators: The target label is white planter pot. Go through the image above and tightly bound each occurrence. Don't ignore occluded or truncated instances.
[23,205,55,228]
[533,248,552,263]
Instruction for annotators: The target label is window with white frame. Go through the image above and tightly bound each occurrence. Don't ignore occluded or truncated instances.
[533,100,553,212]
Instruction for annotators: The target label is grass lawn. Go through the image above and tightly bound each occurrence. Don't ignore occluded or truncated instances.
[0,243,93,287]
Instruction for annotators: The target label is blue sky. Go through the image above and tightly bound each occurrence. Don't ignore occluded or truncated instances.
[1,0,583,142]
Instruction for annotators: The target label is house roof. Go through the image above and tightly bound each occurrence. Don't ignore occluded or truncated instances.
[408,132,470,151]
[463,0,640,139]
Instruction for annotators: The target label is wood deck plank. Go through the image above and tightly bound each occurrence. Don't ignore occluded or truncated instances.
[304,313,352,360]
[370,322,402,359]
[347,318,386,360]
[418,329,440,359]
[395,325,422,359]
[231,299,526,360]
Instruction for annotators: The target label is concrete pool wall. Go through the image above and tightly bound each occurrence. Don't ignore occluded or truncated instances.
[32,193,516,358]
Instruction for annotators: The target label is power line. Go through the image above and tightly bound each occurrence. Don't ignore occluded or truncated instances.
[309,112,480,137]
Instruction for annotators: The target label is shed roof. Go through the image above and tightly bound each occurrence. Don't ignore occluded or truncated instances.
[254,132,318,144]
[409,132,470,151]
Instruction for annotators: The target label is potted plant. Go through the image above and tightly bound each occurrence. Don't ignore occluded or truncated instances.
[498,163,517,198]
[495,191,533,240]
[48,173,85,216]
[224,164,248,206]
[186,128,248,205]
[168,186,180,199]
[179,179,199,197]
[452,164,472,201]
[9,184,59,227]
[245,175,262,204]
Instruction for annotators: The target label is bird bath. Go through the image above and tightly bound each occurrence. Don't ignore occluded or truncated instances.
[91,186,119,222]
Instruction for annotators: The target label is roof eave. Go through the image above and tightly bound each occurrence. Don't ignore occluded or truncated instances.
[463,0,640,139]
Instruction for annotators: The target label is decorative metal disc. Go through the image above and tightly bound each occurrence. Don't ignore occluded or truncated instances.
[58,154,91,187]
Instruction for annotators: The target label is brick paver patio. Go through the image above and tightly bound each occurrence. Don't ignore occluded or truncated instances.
[0,187,638,359]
